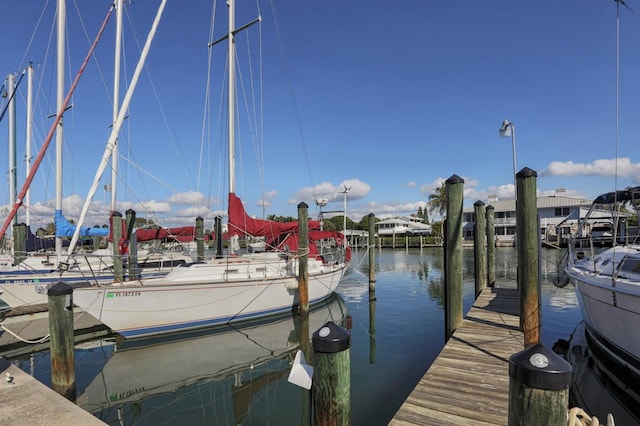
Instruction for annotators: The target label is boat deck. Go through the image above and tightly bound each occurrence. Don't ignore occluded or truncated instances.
[390,287,523,425]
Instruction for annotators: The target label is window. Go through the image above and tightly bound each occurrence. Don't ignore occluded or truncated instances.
[555,208,570,216]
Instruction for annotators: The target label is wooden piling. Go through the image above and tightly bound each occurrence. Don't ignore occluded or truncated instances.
[47,282,76,401]
[486,204,496,287]
[473,200,487,298]
[369,291,376,364]
[508,343,571,425]
[444,174,464,340]
[196,216,204,261]
[12,223,27,265]
[298,202,309,315]
[313,321,351,426]
[368,212,376,289]
[516,167,541,347]
[215,215,223,259]
[111,212,123,282]
[126,209,138,280]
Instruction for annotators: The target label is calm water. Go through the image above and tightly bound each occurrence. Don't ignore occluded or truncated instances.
[7,247,640,425]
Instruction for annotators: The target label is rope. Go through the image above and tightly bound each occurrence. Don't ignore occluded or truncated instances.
[0,325,50,344]
[567,407,615,426]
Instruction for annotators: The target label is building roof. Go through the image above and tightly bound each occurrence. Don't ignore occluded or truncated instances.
[464,195,592,213]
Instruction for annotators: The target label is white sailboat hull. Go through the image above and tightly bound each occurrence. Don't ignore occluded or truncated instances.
[73,254,346,338]
[566,246,640,376]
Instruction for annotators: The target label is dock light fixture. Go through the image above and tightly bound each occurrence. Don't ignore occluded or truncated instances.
[499,119,517,199]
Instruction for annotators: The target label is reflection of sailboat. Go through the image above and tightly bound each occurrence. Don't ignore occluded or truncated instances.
[553,322,640,424]
[76,294,348,422]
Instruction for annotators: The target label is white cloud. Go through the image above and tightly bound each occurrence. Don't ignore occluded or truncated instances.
[166,191,206,205]
[290,179,371,206]
[540,157,640,178]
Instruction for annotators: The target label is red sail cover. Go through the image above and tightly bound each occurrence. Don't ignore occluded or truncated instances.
[135,226,202,243]
[228,193,320,238]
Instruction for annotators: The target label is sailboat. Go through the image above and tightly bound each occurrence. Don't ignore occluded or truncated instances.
[0,1,193,309]
[72,0,349,339]
[564,0,640,381]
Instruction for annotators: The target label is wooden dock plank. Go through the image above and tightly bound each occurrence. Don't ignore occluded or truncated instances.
[390,287,523,426]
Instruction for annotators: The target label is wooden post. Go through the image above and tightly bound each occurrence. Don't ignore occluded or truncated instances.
[486,205,496,288]
[126,209,137,280]
[508,343,571,426]
[473,200,487,298]
[298,202,309,315]
[111,212,123,282]
[516,167,540,347]
[313,321,351,426]
[196,216,204,262]
[444,174,464,340]
[12,223,27,265]
[368,213,376,289]
[215,215,223,259]
[47,281,75,401]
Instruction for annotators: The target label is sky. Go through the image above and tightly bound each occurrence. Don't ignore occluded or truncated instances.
[1,0,640,232]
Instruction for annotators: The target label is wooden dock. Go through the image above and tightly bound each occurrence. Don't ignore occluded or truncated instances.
[0,304,112,358]
[390,287,523,425]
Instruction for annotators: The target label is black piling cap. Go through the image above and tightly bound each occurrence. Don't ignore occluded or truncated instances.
[516,167,538,178]
[446,174,464,185]
[312,321,351,353]
[509,343,572,390]
[474,200,485,207]
[47,281,73,296]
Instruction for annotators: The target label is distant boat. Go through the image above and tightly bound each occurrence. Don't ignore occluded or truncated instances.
[72,0,349,339]
[76,294,348,417]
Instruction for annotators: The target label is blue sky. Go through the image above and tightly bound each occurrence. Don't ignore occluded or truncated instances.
[1,0,639,231]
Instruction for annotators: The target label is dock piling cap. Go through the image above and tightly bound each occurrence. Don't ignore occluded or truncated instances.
[47,281,73,296]
[509,343,572,390]
[312,321,351,353]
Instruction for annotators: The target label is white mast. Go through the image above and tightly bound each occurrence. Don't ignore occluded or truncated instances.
[67,0,167,255]
[111,0,123,213]
[55,0,66,259]
[228,0,236,194]
[26,64,34,227]
[7,73,17,230]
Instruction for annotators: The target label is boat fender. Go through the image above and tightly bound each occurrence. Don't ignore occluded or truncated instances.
[285,279,299,290]
[346,246,352,262]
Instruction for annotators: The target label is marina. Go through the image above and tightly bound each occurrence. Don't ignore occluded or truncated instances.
[2,247,639,424]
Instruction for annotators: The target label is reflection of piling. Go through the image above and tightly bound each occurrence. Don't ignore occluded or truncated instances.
[111,212,123,282]
[313,322,351,425]
[508,344,571,425]
[368,213,376,289]
[48,282,76,401]
[298,202,309,315]
[486,205,496,287]
[473,200,487,298]
[196,216,204,261]
[516,168,540,347]
[369,290,376,364]
[444,174,464,340]
[215,215,223,258]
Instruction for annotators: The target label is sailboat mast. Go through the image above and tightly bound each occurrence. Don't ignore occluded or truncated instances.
[228,0,236,194]
[7,74,17,228]
[55,0,66,258]
[26,65,34,227]
[111,0,123,213]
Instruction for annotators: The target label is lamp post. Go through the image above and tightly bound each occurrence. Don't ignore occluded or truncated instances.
[316,198,328,230]
[499,119,517,198]
[340,184,352,234]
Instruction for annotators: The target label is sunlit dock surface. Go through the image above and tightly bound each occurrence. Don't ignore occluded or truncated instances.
[391,287,523,425]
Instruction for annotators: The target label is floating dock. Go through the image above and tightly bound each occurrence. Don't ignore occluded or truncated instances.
[0,304,112,358]
[390,287,523,425]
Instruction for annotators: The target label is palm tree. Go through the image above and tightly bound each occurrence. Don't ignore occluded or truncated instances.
[427,181,446,220]
[427,182,447,240]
